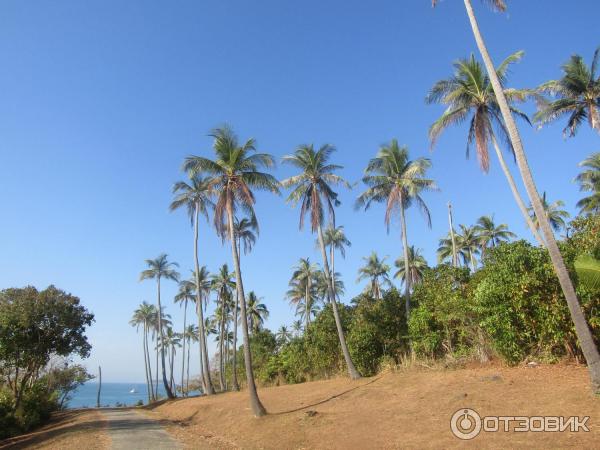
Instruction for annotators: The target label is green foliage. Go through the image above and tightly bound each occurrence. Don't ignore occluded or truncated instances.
[408,265,476,358]
[575,254,600,290]
[347,289,408,375]
[44,364,94,409]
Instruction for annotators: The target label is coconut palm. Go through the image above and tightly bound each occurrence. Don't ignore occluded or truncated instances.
[276,326,293,345]
[314,269,345,305]
[426,51,544,246]
[130,302,156,403]
[174,280,194,397]
[534,48,600,135]
[281,143,361,379]
[140,254,180,399]
[170,174,215,395]
[457,225,481,272]
[321,225,351,289]
[230,215,258,390]
[291,319,303,337]
[356,140,436,317]
[183,324,198,395]
[183,125,278,415]
[150,308,172,398]
[211,264,235,391]
[575,152,600,215]
[394,247,428,290]
[191,266,213,393]
[161,327,181,393]
[474,215,515,258]
[433,0,600,392]
[246,292,269,334]
[357,252,391,300]
[287,258,319,331]
[438,232,467,267]
[528,192,570,233]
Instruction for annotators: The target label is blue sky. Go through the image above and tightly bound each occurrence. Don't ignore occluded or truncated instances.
[0,0,598,382]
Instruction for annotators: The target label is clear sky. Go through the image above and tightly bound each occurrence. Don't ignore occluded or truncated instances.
[1,0,598,382]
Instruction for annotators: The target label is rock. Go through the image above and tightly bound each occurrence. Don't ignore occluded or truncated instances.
[305,410,318,417]
[527,361,539,368]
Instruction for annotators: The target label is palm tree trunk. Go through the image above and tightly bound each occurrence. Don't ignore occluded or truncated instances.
[181,299,187,396]
[447,202,458,267]
[399,202,412,319]
[317,223,361,379]
[156,278,175,399]
[154,342,159,398]
[490,133,545,246]
[305,278,310,332]
[145,326,155,401]
[143,324,152,404]
[330,244,335,292]
[186,337,191,395]
[224,319,230,391]
[218,302,225,391]
[193,205,215,395]
[226,199,267,416]
[232,245,240,391]
[463,0,600,393]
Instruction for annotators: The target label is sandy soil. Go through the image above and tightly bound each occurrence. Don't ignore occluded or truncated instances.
[147,364,600,449]
[0,409,109,450]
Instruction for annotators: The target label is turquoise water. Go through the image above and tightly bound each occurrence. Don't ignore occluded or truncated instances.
[68,382,167,408]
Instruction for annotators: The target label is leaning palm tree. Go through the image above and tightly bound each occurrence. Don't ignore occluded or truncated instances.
[528,192,570,233]
[426,51,544,246]
[230,215,258,390]
[246,291,269,334]
[170,174,215,394]
[174,279,195,397]
[534,48,600,135]
[474,215,515,259]
[130,302,156,403]
[357,252,391,300]
[140,254,180,399]
[183,125,279,416]
[394,247,428,291]
[356,140,436,318]
[281,143,361,379]
[321,225,351,289]
[287,258,319,331]
[432,0,600,392]
[575,152,600,215]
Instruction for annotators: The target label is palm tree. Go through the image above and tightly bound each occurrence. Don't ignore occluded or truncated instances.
[356,140,436,318]
[211,264,235,391]
[534,48,600,135]
[229,215,258,391]
[291,319,303,337]
[246,291,269,334]
[183,324,198,395]
[174,279,194,397]
[456,225,481,272]
[281,143,361,379]
[140,254,180,399]
[321,225,351,290]
[184,126,278,415]
[314,269,345,305]
[170,174,215,395]
[433,0,600,392]
[357,252,391,300]
[575,153,600,215]
[130,302,156,403]
[287,258,319,331]
[528,192,570,233]
[394,247,428,290]
[276,326,292,345]
[474,215,515,258]
[426,51,544,246]
[438,232,467,267]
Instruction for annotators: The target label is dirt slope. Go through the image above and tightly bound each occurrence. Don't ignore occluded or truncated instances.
[148,364,600,449]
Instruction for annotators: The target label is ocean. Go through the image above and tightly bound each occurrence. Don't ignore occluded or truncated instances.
[68,382,169,409]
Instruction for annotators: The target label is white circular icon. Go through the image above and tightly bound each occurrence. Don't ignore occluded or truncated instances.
[450,408,482,440]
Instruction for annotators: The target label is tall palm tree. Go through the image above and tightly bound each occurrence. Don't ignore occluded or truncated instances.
[474,215,515,258]
[528,192,570,233]
[426,51,544,246]
[456,225,481,272]
[246,292,269,334]
[230,215,258,391]
[276,326,292,345]
[287,258,319,331]
[211,264,235,391]
[321,225,351,289]
[184,125,279,416]
[433,0,600,392]
[291,319,303,337]
[394,246,428,291]
[184,324,199,395]
[575,152,600,215]
[174,279,194,397]
[281,143,361,379]
[191,266,213,393]
[140,254,180,399]
[170,174,215,395]
[438,232,467,267]
[356,252,391,300]
[356,140,436,318]
[534,48,600,135]
[314,269,345,305]
[130,302,156,403]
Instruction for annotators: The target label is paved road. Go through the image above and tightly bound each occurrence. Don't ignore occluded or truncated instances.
[102,409,182,450]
